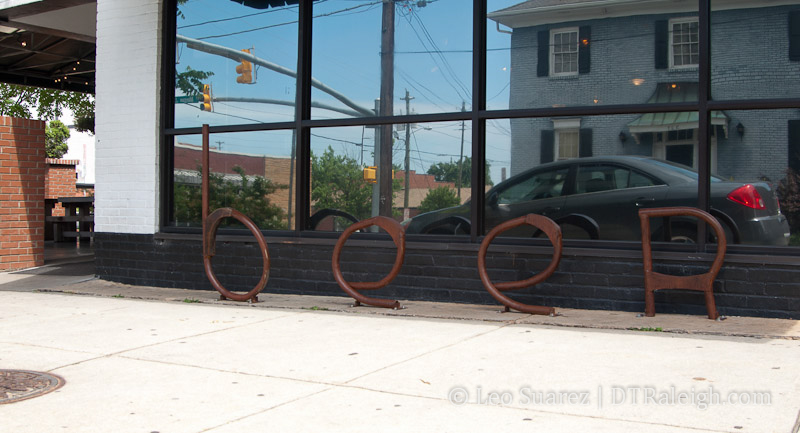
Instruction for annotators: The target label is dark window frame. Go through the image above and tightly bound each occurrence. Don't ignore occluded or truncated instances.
[161,0,800,256]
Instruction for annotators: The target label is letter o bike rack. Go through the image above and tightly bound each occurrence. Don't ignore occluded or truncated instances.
[332,216,405,309]
[477,214,563,315]
[638,207,726,320]
[203,208,270,303]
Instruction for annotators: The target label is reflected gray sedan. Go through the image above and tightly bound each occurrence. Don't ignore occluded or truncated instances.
[402,156,791,245]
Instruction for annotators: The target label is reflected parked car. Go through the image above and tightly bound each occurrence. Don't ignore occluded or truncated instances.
[402,156,791,245]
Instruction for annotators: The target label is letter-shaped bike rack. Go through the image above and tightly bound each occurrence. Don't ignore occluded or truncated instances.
[477,214,562,315]
[332,216,405,309]
[638,207,726,320]
[200,124,270,303]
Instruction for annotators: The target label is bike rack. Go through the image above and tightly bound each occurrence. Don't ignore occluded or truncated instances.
[477,214,563,315]
[638,207,726,320]
[201,124,270,303]
[331,216,405,309]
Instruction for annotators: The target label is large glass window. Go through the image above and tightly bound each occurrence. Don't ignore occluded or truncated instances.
[165,0,800,254]
[173,1,298,128]
[169,131,296,230]
[311,0,472,120]
[711,2,800,100]
[311,121,472,235]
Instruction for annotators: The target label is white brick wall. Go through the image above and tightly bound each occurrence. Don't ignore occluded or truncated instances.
[94,0,163,234]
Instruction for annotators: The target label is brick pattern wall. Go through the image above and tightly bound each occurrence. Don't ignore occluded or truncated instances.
[45,159,80,217]
[95,233,800,319]
[0,116,46,271]
[95,0,162,234]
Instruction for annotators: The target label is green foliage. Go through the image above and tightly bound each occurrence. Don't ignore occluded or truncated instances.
[176,66,215,96]
[418,186,461,214]
[174,166,288,229]
[311,147,374,220]
[0,84,94,133]
[426,156,493,187]
[777,168,800,236]
[45,120,70,159]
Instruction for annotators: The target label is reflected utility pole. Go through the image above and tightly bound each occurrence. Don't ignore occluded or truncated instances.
[401,89,414,220]
[457,101,466,200]
[378,0,395,217]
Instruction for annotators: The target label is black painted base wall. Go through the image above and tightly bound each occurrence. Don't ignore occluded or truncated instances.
[95,233,800,319]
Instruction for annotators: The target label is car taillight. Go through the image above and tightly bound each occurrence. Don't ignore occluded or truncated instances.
[727,184,765,209]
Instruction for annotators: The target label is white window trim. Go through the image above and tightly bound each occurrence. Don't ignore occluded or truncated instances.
[550,27,579,77]
[668,17,699,70]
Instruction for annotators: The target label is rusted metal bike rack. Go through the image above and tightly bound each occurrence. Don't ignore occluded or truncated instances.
[638,207,726,320]
[477,214,563,315]
[201,124,270,303]
[331,216,405,309]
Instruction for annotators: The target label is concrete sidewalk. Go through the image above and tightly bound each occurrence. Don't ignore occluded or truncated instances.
[1,269,799,432]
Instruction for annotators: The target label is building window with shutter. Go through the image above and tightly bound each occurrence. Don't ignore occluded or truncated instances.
[550,27,579,76]
[669,17,699,68]
[553,118,581,160]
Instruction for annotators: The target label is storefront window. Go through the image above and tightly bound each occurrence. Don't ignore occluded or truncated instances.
[711,1,800,101]
[311,0,472,120]
[170,131,296,230]
[173,1,298,128]
[165,0,800,253]
[310,122,471,234]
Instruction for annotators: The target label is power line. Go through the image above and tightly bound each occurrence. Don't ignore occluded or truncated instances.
[196,1,382,41]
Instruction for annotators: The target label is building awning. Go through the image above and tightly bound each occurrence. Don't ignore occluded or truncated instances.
[627,82,729,137]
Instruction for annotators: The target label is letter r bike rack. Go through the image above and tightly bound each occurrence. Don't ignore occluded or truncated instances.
[638,207,726,320]
[477,214,563,316]
[331,216,405,309]
[200,124,270,303]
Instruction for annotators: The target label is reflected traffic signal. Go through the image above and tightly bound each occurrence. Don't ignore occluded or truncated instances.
[236,49,253,84]
[200,84,213,112]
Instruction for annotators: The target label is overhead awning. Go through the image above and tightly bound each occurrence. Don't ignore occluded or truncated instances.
[627,82,729,137]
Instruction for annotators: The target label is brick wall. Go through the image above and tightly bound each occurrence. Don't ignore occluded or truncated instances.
[0,116,46,271]
[45,159,80,217]
[95,0,162,234]
[95,233,800,319]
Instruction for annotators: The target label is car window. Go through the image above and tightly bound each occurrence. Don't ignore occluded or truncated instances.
[496,168,569,204]
[576,164,660,193]
[628,170,658,188]
[576,165,621,194]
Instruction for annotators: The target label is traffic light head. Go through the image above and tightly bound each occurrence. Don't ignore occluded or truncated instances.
[200,83,213,112]
[236,49,253,84]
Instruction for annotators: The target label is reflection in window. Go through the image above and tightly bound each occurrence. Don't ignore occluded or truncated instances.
[557,130,579,160]
[311,123,471,233]
[551,28,579,76]
[170,132,295,230]
[173,1,298,128]
[497,168,568,204]
[670,17,699,68]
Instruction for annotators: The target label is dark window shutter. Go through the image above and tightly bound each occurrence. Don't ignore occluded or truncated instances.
[790,11,800,61]
[789,120,800,171]
[655,20,668,69]
[579,128,593,157]
[578,26,591,74]
[537,30,550,77]
[541,130,555,163]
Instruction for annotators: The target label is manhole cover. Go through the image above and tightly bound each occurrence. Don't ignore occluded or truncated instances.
[0,369,65,404]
